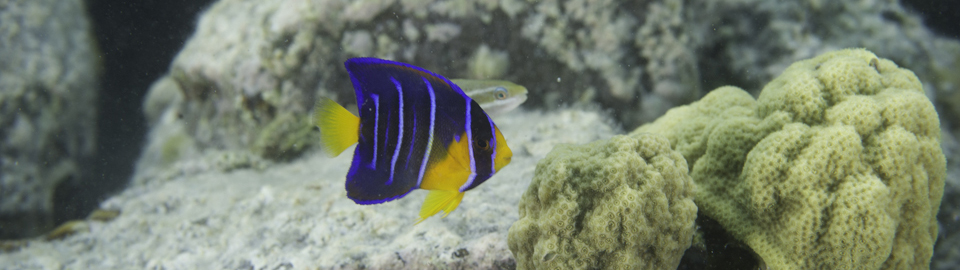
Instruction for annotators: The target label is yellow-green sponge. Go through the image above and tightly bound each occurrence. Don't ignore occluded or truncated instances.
[508,134,697,270]
[632,48,945,269]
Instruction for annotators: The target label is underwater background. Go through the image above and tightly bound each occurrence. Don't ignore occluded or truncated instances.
[1,0,959,269]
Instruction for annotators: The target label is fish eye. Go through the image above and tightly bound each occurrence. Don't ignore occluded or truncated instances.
[476,139,491,150]
[493,87,508,100]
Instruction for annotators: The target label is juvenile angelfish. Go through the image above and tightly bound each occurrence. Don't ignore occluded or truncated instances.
[315,57,513,223]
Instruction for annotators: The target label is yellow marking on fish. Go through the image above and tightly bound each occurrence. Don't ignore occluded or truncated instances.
[314,97,360,157]
[417,132,475,223]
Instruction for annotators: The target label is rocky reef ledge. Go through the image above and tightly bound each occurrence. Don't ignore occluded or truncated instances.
[0,109,615,270]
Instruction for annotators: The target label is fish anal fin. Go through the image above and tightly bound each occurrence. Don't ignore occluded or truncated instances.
[441,192,464,217]
[314,97,359,157]
[416,190,465,224]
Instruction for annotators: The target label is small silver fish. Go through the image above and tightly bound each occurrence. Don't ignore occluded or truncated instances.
[453,79,528,117]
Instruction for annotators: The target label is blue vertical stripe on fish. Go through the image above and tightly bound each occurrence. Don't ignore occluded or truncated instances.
[387,77,404,186]
[416,78,436,188]
[370,94,379,167]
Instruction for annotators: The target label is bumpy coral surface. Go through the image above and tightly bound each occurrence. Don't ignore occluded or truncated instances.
[632,48,945,269]
[508,134,697,270]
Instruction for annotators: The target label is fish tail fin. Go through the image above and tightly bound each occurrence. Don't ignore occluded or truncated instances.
[415,190,465,224]
[314,97,360,157]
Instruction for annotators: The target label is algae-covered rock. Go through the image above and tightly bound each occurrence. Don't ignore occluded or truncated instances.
[508,134,697,270]
[159,0,696,162]
[632,48,945,269]
[252,112,316,161]
[0,0,99,238]
[144,0,960,174]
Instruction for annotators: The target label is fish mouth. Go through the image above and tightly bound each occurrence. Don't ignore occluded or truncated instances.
[495,95,527,112]
[514,93,528,103]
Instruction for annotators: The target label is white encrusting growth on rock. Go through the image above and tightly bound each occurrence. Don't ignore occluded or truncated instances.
[0,108,617,269]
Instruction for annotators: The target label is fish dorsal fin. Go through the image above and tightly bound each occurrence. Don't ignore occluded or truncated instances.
[416,190,465,224]
[314,97,359,157]
[346,58,470,101]
[420,132,473,191]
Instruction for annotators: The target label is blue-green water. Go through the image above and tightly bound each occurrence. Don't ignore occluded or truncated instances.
[1,0,959,269]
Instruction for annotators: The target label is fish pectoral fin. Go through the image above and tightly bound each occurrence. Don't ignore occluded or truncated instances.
[419,133,473,191]
[446,132,473,171]
[314,97,359,157]
[416,190,464,224]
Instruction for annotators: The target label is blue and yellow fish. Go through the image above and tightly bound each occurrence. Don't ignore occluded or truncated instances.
[314,58,513,223]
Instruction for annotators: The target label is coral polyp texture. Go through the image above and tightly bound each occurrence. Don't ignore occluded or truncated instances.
[507,134,697,270]
[632,48,946,269]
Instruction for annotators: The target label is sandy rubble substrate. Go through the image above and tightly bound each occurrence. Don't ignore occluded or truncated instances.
[0,108,616,270]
